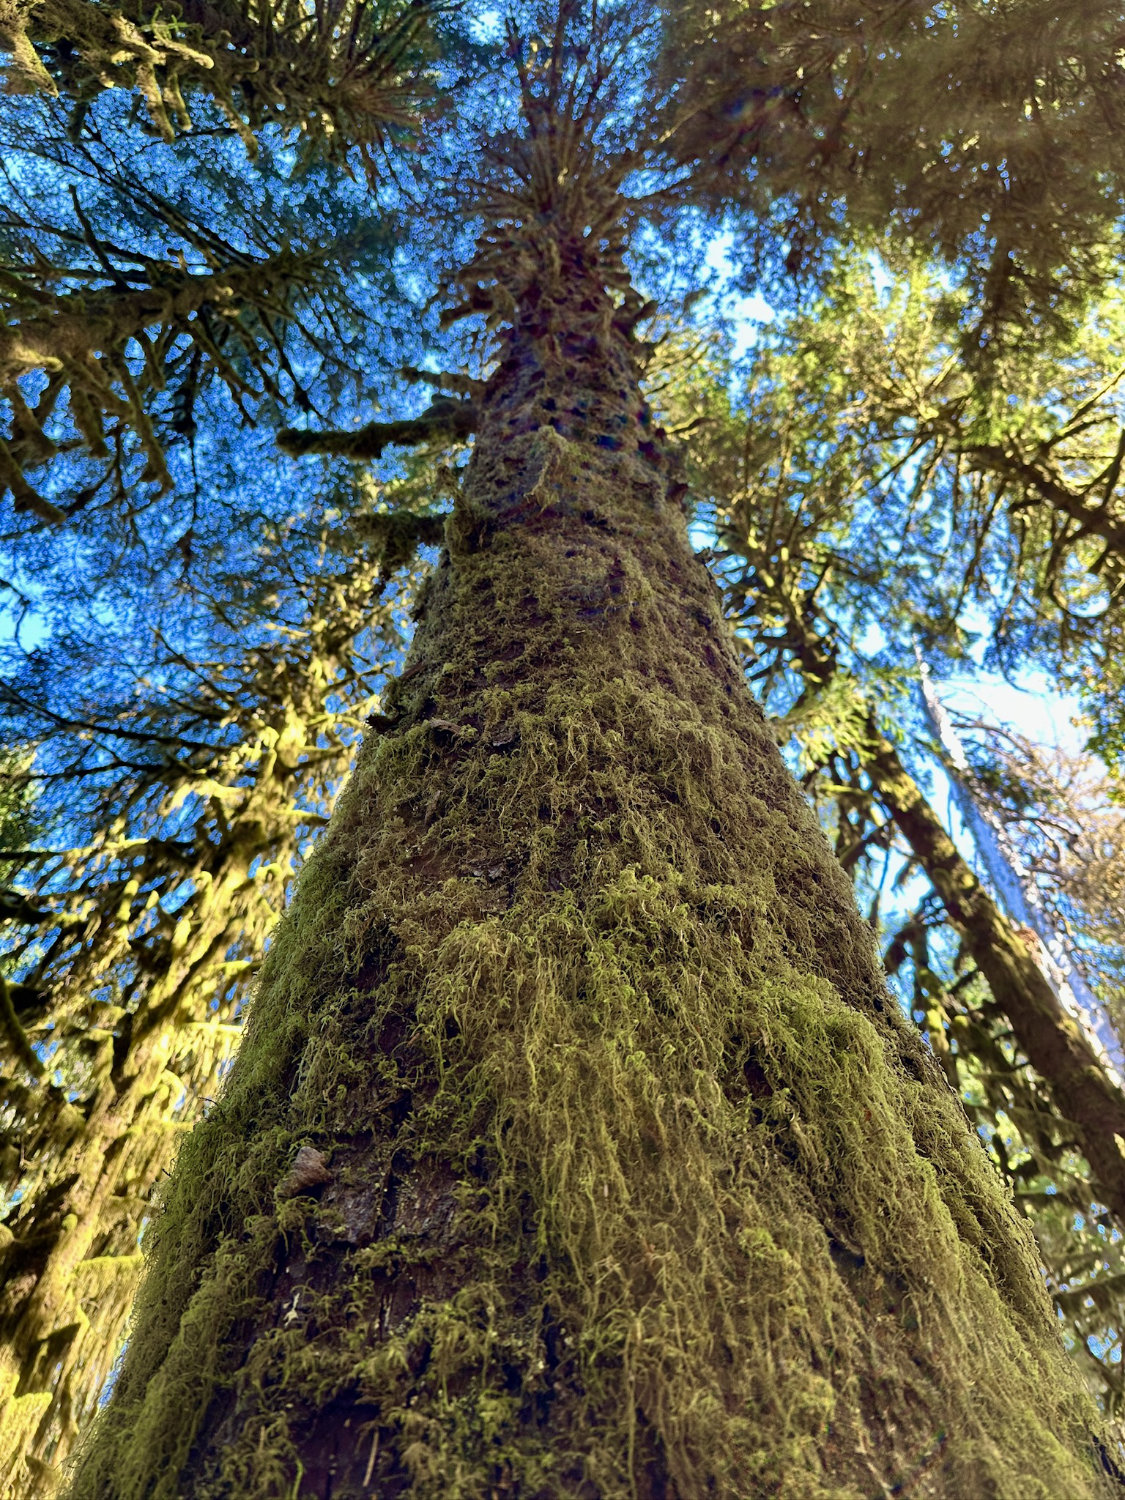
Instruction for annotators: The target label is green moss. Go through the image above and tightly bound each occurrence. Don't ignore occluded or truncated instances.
[68,277,1119,1500]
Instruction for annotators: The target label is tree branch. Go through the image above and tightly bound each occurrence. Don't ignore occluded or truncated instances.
[277,399,476,460]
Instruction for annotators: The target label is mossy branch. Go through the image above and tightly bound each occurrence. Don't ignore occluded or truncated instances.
[0,438,66,525]
[401,366,487,399]
[277,399,476,460]
[0,973,44,1078]
[352,510,447,571]
[2,247,327,523]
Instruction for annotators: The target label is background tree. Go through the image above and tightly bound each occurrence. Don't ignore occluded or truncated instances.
[0,466,441,1493]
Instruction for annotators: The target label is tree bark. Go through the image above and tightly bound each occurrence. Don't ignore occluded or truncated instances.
[69,234,1120,1500]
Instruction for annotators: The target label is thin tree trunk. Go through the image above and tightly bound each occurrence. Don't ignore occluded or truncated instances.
[915,654,1124,1080]
[864,724,1125,1230]
[70,236,1119,1500]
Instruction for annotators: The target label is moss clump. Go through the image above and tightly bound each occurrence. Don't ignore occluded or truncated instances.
[68,258,1119,1500]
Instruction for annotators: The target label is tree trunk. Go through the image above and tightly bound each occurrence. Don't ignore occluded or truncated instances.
[69,235,1119,1500]
[863,723,1125,1233]
[734,577,1125,1239]
[914,654,1124,1080]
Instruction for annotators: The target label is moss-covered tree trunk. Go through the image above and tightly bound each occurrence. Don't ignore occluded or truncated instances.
[69,229,1119,1500]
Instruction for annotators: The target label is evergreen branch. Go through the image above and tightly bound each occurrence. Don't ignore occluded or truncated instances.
[965,441,1125,555]
[277,398,476,459]
[0,0,446,157]
[0,972,44,1077]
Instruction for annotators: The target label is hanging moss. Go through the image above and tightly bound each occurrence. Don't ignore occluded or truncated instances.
[68,237,1121,1500]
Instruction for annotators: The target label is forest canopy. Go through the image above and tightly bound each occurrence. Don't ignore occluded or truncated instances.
[2,2,1125,1496]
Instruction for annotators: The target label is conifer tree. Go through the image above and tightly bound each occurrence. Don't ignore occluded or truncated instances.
[2,1,1125,1496]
